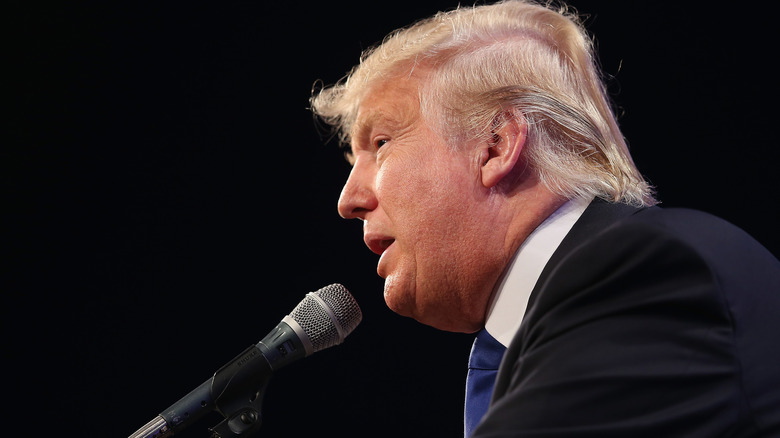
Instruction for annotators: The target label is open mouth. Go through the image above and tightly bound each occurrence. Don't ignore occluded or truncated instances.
[377,239,394,252]
[366,236,395,255]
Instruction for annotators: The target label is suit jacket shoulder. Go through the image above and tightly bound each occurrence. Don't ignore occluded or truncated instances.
[475,200,780,437]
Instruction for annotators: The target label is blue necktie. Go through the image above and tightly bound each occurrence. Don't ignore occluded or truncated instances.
[464,329,507,437]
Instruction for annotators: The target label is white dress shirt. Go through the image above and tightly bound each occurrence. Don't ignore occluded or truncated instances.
[484,196,593,347]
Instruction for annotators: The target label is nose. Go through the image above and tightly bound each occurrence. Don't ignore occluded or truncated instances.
[337,159,378,220]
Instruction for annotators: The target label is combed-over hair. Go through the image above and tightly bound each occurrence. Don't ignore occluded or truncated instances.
[310,0,657,206]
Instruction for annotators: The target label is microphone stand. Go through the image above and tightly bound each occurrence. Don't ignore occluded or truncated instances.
[129,344,273,438]
[129,297,335,438]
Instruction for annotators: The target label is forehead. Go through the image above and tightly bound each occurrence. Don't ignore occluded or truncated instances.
[351,78,422,139]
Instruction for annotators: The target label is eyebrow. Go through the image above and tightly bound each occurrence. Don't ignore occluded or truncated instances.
[350,110,385,147]
[343,115,379,166]
[342,112,386,166]
[351,102,418,145]
[342,115,377,165]
[345,90,420,165]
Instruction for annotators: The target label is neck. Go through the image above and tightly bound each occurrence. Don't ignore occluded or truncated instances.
[501,183,568,262]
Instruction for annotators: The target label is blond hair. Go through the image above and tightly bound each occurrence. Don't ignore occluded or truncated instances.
[311,0,657,206]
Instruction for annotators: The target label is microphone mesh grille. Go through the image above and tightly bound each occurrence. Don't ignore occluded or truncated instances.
[314,283,362,336]
[289,284,362,353]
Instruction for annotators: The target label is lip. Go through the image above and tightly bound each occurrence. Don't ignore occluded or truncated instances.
[364,233,396,256]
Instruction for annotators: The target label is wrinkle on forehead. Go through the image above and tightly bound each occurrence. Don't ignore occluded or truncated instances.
[350,79,423,147]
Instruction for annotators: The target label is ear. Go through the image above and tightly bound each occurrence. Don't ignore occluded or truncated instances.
[479,110,527,189]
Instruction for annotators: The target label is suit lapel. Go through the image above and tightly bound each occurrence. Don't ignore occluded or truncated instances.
[490,198,645,402]
[529,199,643,308]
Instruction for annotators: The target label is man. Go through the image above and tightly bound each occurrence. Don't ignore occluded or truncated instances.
[310,1,780,436]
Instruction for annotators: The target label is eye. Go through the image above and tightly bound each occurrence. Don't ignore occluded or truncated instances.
[375,138,388,149]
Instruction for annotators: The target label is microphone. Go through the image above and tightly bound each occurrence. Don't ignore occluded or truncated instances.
[128,283,362,438]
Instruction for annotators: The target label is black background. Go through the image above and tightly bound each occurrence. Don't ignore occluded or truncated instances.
[6,1,778,436]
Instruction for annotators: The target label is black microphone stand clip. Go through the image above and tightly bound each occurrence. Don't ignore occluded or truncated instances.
[206,317,308,437]
[205,344,272,437]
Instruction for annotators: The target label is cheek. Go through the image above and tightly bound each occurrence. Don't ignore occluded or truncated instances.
[378,161,455,239]
[379,156,478,285]
[376,156,428,215]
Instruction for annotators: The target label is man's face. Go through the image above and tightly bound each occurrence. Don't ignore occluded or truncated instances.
[337,74,503,333]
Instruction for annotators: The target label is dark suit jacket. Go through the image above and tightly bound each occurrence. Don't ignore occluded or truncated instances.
[472,199,780,437]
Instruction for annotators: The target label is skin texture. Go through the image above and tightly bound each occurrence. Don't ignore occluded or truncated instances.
[337,70,566,333]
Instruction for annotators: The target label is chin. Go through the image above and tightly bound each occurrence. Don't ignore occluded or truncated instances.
[383,275,486,333]
[382,276,413,316]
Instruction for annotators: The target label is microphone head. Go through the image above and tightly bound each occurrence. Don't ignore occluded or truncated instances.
[288,284,362,354]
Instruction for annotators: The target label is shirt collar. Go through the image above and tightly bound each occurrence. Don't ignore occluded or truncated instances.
[484,196,592,346]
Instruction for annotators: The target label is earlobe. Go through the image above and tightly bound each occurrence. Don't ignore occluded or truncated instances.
[480,110,527,188]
